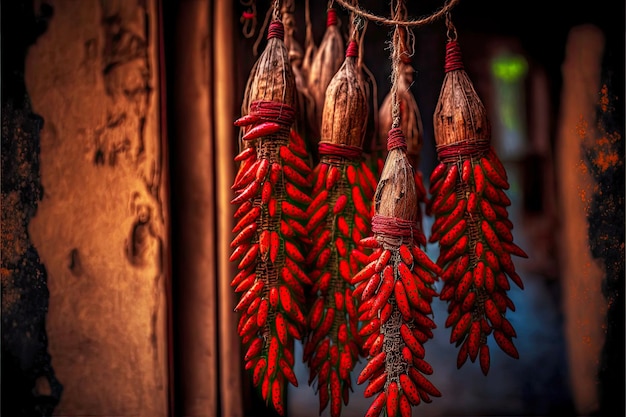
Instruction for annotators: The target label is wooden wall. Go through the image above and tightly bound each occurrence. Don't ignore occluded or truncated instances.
[24,1,170,415]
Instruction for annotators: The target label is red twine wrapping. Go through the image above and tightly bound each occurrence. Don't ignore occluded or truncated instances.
[318,141,362,159]
[371,215,419,238]
[436,139,490,163]
[346,40,358,58]
[387,127,407,152]
[267,20,284,41]
[444,40,464,73]
[249,100,295,126]
[327,8,338,27]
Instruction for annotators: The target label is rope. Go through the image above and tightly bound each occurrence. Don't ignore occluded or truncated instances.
[386,127,407,152]
[335,0,460,27]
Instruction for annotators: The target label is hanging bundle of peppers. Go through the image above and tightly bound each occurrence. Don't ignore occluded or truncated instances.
[230,17,313,416]
[353,20,442,417]
[303,39,377,417]
[428,28,528,375]
[354,126,442,417]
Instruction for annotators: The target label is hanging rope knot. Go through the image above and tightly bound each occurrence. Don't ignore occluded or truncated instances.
[267,20,285,41]
[326,8,338,27]
[387,127,407,152]
[241,10,255,20]
[444,40,464,72]
[371,215,419,238]
[318,141,362,159]
[346,40,358,58]
[249,100,295,126]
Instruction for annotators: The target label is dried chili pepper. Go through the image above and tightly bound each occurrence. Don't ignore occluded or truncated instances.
[231,19,312,415]
[303,39,377,417]
[428,37,527,375]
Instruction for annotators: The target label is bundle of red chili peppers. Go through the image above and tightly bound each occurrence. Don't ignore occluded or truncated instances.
[231,5,528,417]
[303,39,378,417]
[230,19,312,415]
[428,38,528,374]
[353,127,442,417]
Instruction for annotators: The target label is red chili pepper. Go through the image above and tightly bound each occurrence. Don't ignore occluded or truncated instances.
[242,121,281,141]
[357,351,386,385]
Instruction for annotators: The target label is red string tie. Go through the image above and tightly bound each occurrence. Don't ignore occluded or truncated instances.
[318,141,362,159]
[249,100,295,126]
[346,41,358,58]
[267,20,284,41]
[327,8,337,27]
[371,215,419,238]
[436,139,490,163]
[387,127,407,152]
[444,40,464,73]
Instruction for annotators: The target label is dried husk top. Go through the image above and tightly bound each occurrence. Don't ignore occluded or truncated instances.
[374,146,418,223]
[379,61,424,168]
[433,41,491,147]
[319,49,368,148]
[307,10,344,139]
[247,22,296,108]
[283,8,313,135]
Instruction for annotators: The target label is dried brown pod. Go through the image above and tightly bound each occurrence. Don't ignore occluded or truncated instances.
[239,19,296,152]
[433,42,490,147]
[247,22,296,107]
[374,131,418,229]
[307,8,345,144]
[320,40,368,148]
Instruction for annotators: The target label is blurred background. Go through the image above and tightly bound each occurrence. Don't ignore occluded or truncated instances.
[2,1,623,417]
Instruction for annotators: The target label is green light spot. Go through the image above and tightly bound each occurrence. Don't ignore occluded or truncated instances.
[492,55,528,82]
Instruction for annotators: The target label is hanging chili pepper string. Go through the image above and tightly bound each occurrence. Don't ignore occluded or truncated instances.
[429,13,527,376]
[232,14,313,416]
[303,31,374,417]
